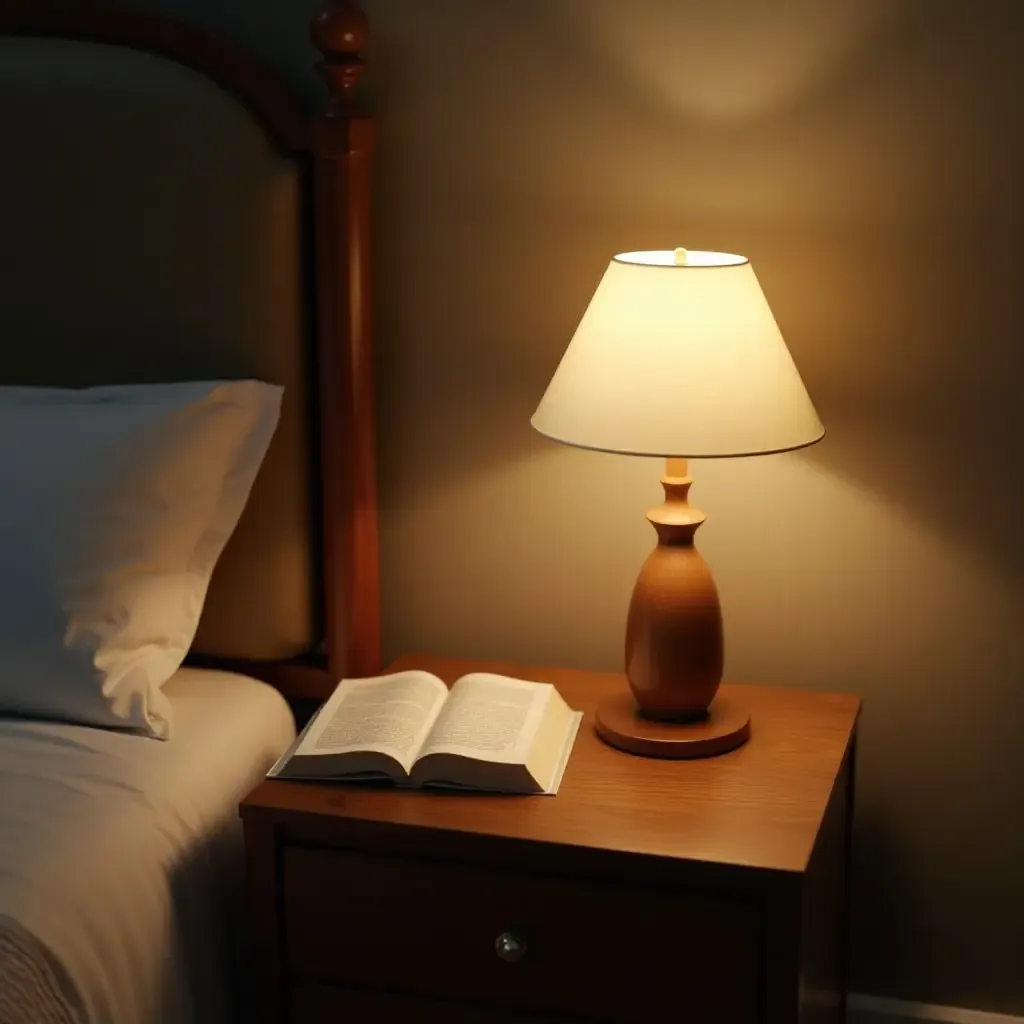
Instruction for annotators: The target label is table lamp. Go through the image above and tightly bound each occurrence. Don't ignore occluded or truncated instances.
[532,248,823,758]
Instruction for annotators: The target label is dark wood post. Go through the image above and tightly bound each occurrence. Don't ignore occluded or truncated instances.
[310,2,380,684]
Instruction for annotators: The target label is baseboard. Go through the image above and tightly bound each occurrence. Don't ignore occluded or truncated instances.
[850,993,1024,1024]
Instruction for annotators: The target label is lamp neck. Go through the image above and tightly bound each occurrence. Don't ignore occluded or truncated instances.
[646,458,705,546]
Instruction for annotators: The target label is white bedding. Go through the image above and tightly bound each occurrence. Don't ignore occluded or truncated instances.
[0,667,296,1024]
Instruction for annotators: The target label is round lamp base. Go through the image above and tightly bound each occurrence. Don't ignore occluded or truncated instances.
[595,693,750,759]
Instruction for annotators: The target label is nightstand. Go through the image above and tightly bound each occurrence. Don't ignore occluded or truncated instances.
[240,654,860,1024]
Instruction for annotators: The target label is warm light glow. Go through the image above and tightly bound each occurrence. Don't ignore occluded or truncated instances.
[560,0,898,121]
[616,249,748,268]
[532,251,823,458]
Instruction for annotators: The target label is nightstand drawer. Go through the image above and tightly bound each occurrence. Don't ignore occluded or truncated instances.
[291,982,573,1023]
[283,845,760,1023]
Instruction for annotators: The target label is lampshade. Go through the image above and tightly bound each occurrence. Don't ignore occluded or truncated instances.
[531,249,824,458]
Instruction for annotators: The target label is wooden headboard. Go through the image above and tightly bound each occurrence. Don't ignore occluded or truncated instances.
[0,1,379,701]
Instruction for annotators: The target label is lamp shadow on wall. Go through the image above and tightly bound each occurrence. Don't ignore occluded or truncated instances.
[805,409,1024,591]
[768,216,1024,596]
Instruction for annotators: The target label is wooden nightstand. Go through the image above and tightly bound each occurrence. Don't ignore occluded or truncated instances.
[241,654,860,1024]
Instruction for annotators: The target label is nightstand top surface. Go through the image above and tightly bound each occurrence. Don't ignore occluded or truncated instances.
[242,654,860,875]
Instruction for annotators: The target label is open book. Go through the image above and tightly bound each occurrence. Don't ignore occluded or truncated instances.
[268,670,583,795]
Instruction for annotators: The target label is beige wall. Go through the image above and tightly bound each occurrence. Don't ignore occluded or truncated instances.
[136,0,1024,1013]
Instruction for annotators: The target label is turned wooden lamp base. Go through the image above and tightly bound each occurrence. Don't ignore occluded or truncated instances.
[600,457,751,759]
[595,694,750,759]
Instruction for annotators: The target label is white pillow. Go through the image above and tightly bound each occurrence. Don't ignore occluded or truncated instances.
[0,380,282,738]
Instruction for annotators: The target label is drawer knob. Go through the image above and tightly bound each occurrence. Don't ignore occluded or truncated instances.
[494,931,528,963]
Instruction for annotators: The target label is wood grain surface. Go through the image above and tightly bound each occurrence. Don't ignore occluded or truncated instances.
[242,653,860,875]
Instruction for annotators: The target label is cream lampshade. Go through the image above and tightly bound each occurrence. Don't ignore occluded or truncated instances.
[532,248,823,758]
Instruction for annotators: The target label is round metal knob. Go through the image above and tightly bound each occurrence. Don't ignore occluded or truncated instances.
[494,931,528,963]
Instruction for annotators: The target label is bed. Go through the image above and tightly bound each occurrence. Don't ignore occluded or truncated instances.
[0,2,378,1021]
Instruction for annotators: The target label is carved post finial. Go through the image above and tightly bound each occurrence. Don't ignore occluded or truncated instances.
[311,1,368,114]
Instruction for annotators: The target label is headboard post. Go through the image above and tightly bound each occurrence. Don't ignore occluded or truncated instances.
[310,2,381,684]
[311,1,368,116]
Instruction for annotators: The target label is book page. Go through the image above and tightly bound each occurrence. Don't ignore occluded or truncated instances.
[417,673,552,765]
[297,671,448,773]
